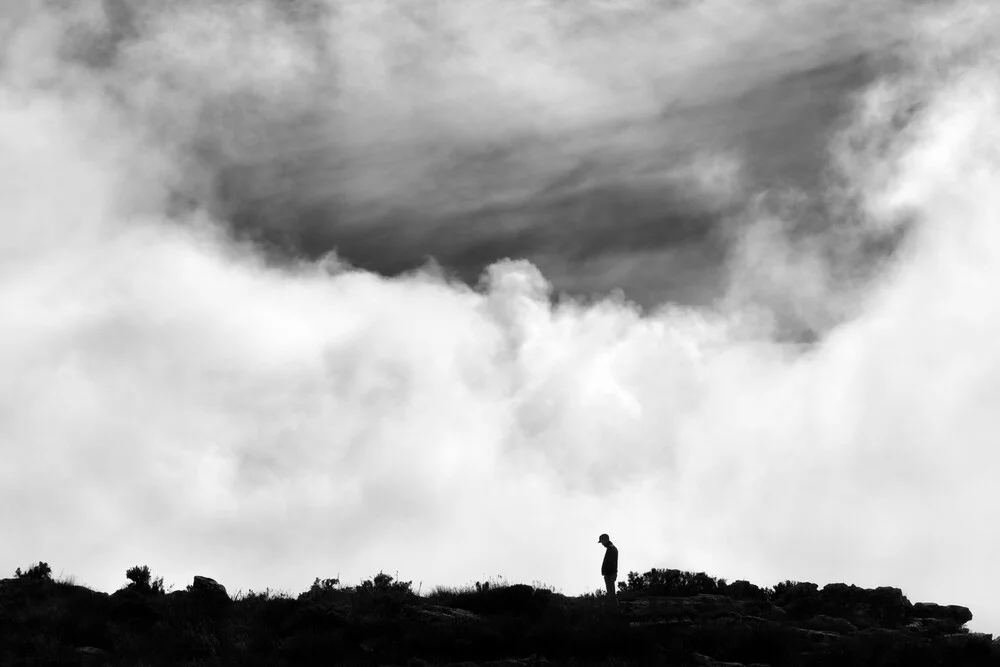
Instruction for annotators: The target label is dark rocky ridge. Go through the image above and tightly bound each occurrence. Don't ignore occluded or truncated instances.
[2,564,998,666]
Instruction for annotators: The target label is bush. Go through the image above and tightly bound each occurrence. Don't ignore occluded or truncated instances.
[124,565,165,595]
[428,581,552,616]
[727,579,769,601]
[769,580,817,603]
[356,571,412,596]
[297,578,342,604]
[618,568,723,597]
[350,572,414,619]
[312,577,340,592]
[14,561,52,581]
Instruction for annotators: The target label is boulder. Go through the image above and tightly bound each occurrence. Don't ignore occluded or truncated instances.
[912,602,972,625]
[866,586,913,625]
[74,646,108,667]
[943,632,994,661]
[109,588,160,626]
[415,604,483,624]
[905,616,965,636]
[773,583,821,619]
[943,632,993,650]
[691,652,748,666]
[812,584,911,627]
[772,582,819,605]
[480,655,552,666]
[170,575,232,615]
[803,614,857,635]
[191,575,229,600]
[793,628,842,645]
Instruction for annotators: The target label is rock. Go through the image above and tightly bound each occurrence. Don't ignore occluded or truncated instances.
[170,575,232,615]
[912,602,973,625]
[415,604,483,623]
[773,583,822,620]
[866,586,912,625]
[191,575,229,600]
[480,656,552,667]
[782,596,821,620]
[772,582,819,606]
[803,614,857,635]
[692,652,747,666]
[943,632,993,650]
[905,616,964,635]
[793,628,842,645]
[805,584,911,627]
[75,646,108,666]
[109,588,160,626]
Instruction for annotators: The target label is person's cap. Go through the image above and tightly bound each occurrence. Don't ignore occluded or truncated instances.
[598,533,609,542]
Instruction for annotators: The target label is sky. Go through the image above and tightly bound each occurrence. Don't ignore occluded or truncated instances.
[4,0,1000,634]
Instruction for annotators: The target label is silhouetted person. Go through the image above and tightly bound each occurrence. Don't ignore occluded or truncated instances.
[598,533,618,608]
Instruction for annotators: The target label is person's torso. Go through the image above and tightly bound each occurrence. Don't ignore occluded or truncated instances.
[602,544,618,573]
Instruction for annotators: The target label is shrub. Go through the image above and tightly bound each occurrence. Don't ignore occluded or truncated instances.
[769,579,818,602]
[297,578,343,604]
[14,561,52,580]
[429,582,552,616]
[312,577,340,592]
[356,571,412,596]
[618,568,723,597]
[124,565,165,595]
[348,572,414,618]
[727,579,769,601]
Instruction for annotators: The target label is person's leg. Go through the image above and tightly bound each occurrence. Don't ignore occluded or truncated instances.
[604,574,618,607]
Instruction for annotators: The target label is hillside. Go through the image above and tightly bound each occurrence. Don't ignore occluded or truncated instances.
[1,562,998,666]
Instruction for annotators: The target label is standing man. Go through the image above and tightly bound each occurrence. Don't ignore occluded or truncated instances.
[598,533,618,608]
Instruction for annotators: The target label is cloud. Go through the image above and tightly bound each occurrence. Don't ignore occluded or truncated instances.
[4,0,1000,637]
[13,0,918,309]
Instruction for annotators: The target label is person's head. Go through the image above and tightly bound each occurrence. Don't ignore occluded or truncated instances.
[598,533,611,546]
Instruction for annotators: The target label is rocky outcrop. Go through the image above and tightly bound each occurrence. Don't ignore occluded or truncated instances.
[0,570,995,666]
[75,646,109,667]
[771,582,913,628]
[912,601,974,625]
[602,582,989,667]
[415,604,484,624]
[693,652,771,667]
[156,575,233,619]
[190,575,229,600]
[109,587,161,627]
[175,574,232,611]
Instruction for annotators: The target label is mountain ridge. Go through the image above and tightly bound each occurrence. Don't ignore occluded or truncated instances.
[2,562,998,666]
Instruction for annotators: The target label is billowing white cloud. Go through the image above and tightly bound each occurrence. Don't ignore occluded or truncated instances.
[4,0,1000,637]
